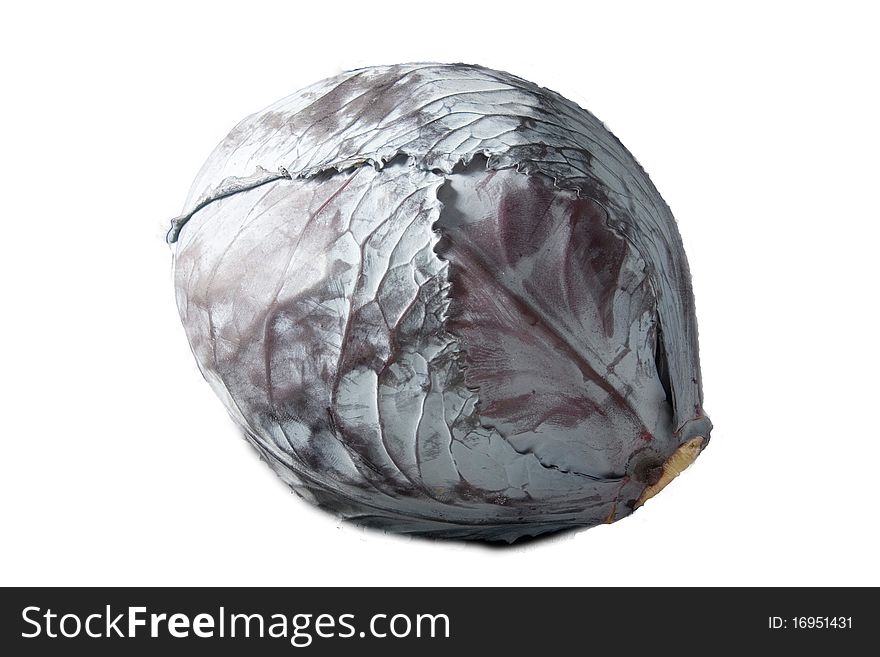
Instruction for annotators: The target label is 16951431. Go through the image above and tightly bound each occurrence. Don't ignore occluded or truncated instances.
[769,617,853,630]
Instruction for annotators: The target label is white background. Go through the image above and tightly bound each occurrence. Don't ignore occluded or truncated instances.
[2,1,877,586]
